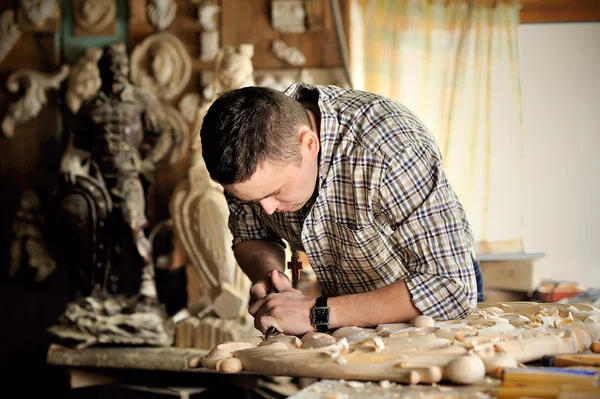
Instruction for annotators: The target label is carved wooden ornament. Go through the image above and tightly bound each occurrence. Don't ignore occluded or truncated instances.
[147,0,177,31]
[163,104,190,164]
[271,39,306,66]
[169,45,257,348]
[66,47,102,114]
[0,10,22,66]
[2,65,70,139]
[130,32,192,101]
[271,0,306,33]
[73,0,116,35]
[20,0,57,28]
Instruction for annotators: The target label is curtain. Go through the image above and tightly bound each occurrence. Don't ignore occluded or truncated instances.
[351,0,524,251]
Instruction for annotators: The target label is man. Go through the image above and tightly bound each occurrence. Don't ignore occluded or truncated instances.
[200,83,484,336]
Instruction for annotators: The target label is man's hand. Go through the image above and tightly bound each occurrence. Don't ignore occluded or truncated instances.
[248,270,315,336]
[248,269,291,306]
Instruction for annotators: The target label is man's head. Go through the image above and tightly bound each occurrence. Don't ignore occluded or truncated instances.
[200,86,320,214]
[98,43,129,95]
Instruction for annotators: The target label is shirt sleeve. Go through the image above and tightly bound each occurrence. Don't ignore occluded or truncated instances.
[375,143,477,320]
[225,191,286,249]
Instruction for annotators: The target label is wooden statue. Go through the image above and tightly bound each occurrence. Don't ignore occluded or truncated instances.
[169,44,257,348]
[49,43,175,348]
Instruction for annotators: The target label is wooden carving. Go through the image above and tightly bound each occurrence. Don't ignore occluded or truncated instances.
[169,45,256,348]
[66,47,102,114]
[73,0,116,35]
[130,32,192,101]
[271,39,306,66]
[0,10,21,66]
[54,43,172,300]
[163,104,190,165]
[7,189,56,282]
[197,0,220,62]
[2,65,70,139]
[178,93,202,124]
[20,0,56,28]
[147,0,177,31]
[190,301,600,385]
[271,0,306,33]
[49,43,175,349]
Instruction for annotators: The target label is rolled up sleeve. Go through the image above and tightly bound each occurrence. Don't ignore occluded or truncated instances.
[376,144,477,320]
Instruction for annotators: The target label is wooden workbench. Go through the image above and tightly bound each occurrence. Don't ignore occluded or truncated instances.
[46,344,261,398]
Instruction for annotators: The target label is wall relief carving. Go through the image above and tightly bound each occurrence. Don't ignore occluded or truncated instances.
[73,0,116,35]
[130,32,192,101]
[147,0,177,31]
[2,65,70,139]
[0,10,22,66]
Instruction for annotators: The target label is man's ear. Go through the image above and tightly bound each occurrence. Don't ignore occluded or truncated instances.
[298,127,319,158]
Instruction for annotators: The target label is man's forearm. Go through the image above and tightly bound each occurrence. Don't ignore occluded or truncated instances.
[328,280,421,328]
[233,240,286,283]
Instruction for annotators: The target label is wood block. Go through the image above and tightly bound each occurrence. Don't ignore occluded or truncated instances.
[478,253,546,292]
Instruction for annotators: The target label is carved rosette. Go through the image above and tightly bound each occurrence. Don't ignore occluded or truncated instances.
[73,0,116,34]
[130,32,192,101]
[2,65,70,139]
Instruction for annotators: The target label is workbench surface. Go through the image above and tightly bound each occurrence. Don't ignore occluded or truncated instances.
[290,379,499,399]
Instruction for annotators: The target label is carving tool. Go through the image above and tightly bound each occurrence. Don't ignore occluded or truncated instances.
[542,353,600,368]
[500,367,599,386]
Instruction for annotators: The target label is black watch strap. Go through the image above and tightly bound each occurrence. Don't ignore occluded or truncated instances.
[312,296,330,332]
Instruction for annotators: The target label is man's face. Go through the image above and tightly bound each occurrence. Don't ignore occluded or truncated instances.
[224,143,319,215]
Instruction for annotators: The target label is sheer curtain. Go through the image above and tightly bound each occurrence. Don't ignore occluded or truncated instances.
[351,0,523,251]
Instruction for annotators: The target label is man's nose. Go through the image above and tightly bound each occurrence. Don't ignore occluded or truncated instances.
[259,198,279,215]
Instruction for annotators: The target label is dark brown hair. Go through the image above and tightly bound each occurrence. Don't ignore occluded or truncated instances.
[200,86,309,184]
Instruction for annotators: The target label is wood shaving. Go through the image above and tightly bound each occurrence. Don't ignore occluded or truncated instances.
[346,381,365,389]
[379,380,393,388]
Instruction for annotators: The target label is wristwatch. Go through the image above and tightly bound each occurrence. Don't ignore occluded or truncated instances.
[311,296,330,332]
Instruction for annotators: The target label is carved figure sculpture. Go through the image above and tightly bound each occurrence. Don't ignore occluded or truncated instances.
[147,0,177,31]
[74,0,116,34]
[66,47,102,114]
[21,0,56,28]
[2,65,70,139]
[8,189,56,282]
[54,43,172,302]
[271,39,306,66]
[130,32,192,101]
[197,1,221,62]
[0,10,22,66]
[169,45,256,348]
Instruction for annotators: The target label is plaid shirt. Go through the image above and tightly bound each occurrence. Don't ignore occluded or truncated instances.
[226,83,477,320]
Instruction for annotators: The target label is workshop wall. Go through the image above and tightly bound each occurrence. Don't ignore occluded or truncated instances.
[0,0,349,394]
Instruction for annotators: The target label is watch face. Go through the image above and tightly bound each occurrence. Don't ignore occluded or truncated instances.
[312,307,330,325]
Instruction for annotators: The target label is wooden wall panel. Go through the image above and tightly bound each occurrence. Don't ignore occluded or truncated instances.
[520,0,600,23]
[220,0,350,69]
